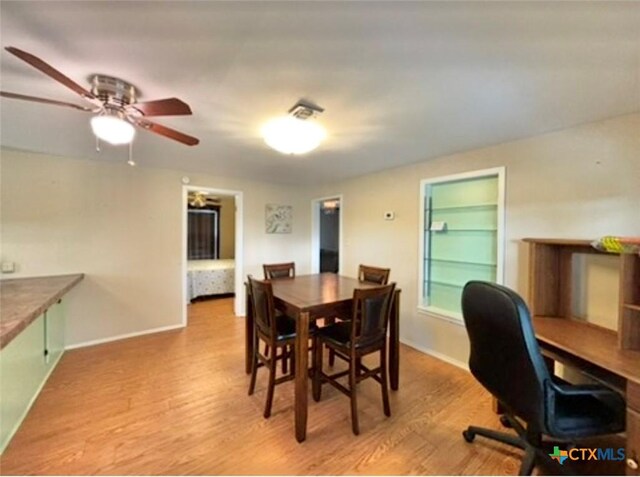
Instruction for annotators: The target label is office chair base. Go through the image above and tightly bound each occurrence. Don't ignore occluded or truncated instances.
[500,414,513,428]
[463,426,536,475]
[462,424,574,476]
[462,426,525,449]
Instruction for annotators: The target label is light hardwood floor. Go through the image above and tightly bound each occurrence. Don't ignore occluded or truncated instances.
[0,298,621,475]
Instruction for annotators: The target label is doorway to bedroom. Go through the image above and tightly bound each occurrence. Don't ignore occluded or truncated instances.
[182,185,243,324]
[311,195,343,274]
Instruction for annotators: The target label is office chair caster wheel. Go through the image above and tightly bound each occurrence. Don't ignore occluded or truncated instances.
[462,430,475,443]
[499,415,512,428]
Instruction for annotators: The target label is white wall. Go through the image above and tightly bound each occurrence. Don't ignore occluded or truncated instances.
[0,150,310,346]
[2,113,638,363]
[307,113,640,367]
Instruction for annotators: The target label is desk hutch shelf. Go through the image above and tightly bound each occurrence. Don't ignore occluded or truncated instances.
[524,239,640,475]
[525,238,640,351]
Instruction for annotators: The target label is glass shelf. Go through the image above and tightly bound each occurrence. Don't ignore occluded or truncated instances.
[425,279,465,289]
[425,258,497,267]
[427,228,497,232]
[428,203,497,212]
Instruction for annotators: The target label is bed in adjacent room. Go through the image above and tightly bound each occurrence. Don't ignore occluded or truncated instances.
[187,259,235,301]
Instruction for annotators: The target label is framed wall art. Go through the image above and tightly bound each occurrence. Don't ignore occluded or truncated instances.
[265,204,292,234]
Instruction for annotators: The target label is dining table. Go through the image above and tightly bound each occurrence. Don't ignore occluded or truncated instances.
[244,272,401,442]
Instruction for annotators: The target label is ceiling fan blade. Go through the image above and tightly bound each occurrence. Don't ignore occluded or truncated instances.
[0,91,93,112]
[5,46,98,103]
[135,119,199,146]
[127,98,192,117]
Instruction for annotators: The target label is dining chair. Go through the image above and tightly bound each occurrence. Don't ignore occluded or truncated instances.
[261,262,295,373]
[247,275,317,418]
[263,262,295,279]
[327,264,391,367]
[358,264,390,285]
[312,283,396,435]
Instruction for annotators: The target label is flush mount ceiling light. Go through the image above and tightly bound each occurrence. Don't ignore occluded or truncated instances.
[90,108,136,145]
[262,101,326,155]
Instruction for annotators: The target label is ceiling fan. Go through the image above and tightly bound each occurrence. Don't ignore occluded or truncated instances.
[188,191,221,208]
[0,46,199,146]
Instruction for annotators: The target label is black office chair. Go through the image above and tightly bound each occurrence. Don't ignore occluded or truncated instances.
[460,281,625,476]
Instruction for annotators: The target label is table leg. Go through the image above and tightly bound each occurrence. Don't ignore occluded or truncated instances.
[245,283,254,375]
[389,290,401,390]
[295,311,310,443]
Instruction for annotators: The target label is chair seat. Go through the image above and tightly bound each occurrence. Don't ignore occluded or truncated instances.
[317,321,382,350]
[275,314,318,341]
[550,385,626,438]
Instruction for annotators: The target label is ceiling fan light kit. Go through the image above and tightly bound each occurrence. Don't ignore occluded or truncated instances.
[262,101,326,155]
[0,46,200,151]
[90,110,136,145]
[188,191,221,208]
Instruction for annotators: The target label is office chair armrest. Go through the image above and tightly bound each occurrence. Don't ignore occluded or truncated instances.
[547,381,626,417]
[544,380,626,437]
[551,382,623,401]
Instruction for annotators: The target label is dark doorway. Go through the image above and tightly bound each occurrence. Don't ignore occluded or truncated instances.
[319,199,340,273]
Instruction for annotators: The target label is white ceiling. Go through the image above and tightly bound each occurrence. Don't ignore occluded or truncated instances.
[1,1,639,185]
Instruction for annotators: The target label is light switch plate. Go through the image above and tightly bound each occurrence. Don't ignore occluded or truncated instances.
[1,261,15,273]
[430,221,447,231]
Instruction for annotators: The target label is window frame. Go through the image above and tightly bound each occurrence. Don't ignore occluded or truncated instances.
[417,166,506,324]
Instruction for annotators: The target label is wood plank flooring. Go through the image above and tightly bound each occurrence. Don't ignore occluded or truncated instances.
[0,298,623,475]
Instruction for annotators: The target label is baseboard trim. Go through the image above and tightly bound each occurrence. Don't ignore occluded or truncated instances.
[400,338,469,371]
[65,324,185,350]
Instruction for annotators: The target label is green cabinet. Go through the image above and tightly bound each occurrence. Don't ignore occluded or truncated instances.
[0,301,65,453]
[45,301,65,371]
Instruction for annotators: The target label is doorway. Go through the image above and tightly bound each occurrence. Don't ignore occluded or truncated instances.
[311,195,343,274]
[182,185,244,325]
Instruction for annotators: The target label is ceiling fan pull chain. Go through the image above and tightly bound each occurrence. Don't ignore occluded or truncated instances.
[95,135,101,152]
[127,141,136,167]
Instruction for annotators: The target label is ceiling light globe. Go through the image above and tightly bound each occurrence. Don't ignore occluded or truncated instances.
[261,116,326,155]
[91,114,136,145]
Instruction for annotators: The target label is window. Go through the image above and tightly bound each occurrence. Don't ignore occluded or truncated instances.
[418,167,505,322]
[188,207,220,260]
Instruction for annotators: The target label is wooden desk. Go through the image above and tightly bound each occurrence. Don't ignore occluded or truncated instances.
[245,273,401,442]
[534,317,640,475]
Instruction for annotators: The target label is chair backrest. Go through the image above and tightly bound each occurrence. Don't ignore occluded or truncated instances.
[248,275,277,340]
[263,262,295,279]
[350,283,396,349]
[358,265,390,285]
[461,281,551,429]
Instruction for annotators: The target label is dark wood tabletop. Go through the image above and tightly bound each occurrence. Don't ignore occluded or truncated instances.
[269,273,385,319]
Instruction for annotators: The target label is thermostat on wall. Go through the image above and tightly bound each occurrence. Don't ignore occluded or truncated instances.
[384,211,395,220]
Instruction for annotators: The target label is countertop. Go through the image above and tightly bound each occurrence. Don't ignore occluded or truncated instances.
[0,274,84,350]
